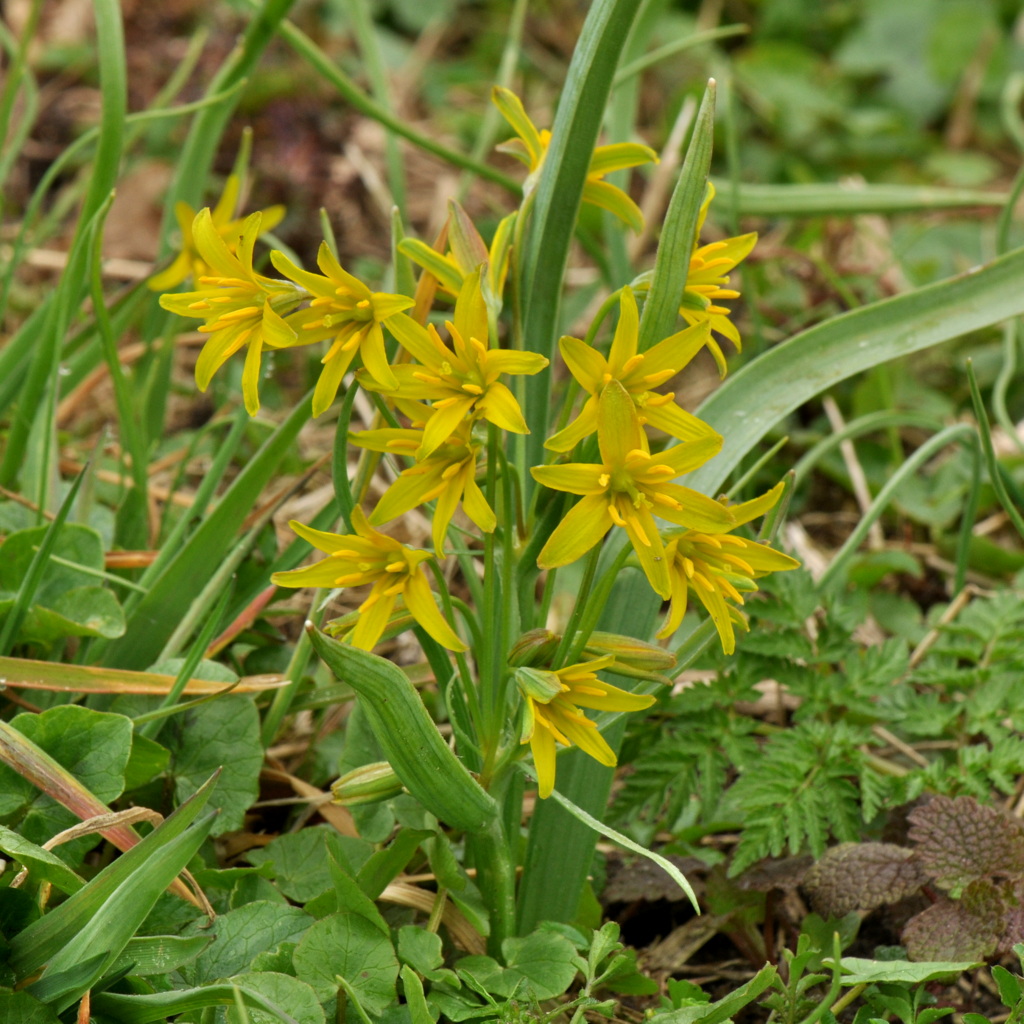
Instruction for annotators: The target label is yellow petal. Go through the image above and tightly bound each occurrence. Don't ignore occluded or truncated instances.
[530,725,557,799]
[588,142,659,176]
[477,381,529,434]
[581,180,644,233]
[403,570,467,651]
[559,335,607,393]
[597,380,645,468]
[491,86,545,168]
[536,494,611,569]
[608,288,640,370]
[530,463,606,495]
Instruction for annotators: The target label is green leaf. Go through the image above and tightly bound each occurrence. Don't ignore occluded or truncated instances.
[91,983,302,1024]
[0,524,105,604]
[518,0,643,472]
[833,957,980,985]
[293,912,398,1011]
[246,827,363,904]
[398,927,445,977]
[456,930,579,1001]
[401,965,434,1024]
[185,902,312,985]
[0,989,62,1024]
[0,705,133,853]
[649,962,777,1024]
[227,973,326,1024]
[122,733,171,792]
[104,394,312,669]
[26,812,217,1011]
[357,828,433,900]
[0,826,84,895]
[109,934,212,977]
[637,81,714,353]
[163,694,262,835]
[9,772,218,977]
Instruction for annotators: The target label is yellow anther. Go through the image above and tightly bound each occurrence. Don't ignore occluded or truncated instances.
[385,561,407,573]
[607,504,627,527]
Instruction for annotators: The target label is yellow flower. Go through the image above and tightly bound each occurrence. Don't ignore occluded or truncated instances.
[531,381,733,599]
[350,421,496,555]
[159,209,305,415]
[270,244,413,416]
[680,183,757,374]
[657,482,801,652]
[546,287,721,452]
[492,86,658,232]
[362,269,548,458]
[270,508,467,652]
[515,657,656,798]
[148,174,285,291]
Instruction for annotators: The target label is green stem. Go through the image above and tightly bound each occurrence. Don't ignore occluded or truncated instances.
[474,812,517,957]
[261,593,324,746]
[551,543,603,669]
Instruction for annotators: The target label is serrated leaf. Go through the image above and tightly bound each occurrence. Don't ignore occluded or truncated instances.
[804,843,927,917]
[908,795,1024,892]
[902,880,1006,962]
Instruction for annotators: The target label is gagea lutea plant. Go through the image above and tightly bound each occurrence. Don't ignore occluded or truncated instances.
[157,78,798,950]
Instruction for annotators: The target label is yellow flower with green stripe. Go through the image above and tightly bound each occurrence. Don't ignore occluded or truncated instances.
[546,287,721,452]
[148,174,285,292]
[492,86,658,232]
[532,380,733,599]
[159,209,305,415]
[657,482,800,652]
[270,509,466,652]
[362,269,548,458]
[271,243,413,416]
[515,657,656,798]
[350,421,496,555]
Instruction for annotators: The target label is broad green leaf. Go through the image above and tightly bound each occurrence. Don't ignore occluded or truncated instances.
[163,694,262,835]
[293,912,398,1011]
[184,902,312,985]
[0,826,84,895]
[122,733,171,792]
[0,705,132,857]
[689,243,1024,497]
[227,973,325,1024]
[834,957,981,985]
[0,523,105,604]
[456,930,579,1000]
[650,963,777,1024]
[0,988,62,1024]
[246,827,363,904]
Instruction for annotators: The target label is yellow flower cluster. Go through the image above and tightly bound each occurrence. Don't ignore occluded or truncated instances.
[154,89,794,798]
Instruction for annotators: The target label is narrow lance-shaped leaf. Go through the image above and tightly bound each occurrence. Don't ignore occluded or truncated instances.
[637,80,715,353]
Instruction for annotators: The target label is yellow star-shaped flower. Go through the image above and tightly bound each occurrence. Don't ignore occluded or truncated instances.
[148,174,284,292]
[515,657,656,798]
[271,244,413,416]
[546,286,721,452]
[270,508,466,652]
[657,482,800,652]
[492,86,658,232]
[531,380,733,599]
[350,421,496,556]
[362,269,548,458]
[159,209,305,415]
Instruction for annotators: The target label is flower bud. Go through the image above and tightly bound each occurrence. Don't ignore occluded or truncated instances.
[508,629,561,668]
[583,631,675,684]
[331,762,405,807]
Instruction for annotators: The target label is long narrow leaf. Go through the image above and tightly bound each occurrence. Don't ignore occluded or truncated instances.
[9,773,218,976]
[103,394,313,668]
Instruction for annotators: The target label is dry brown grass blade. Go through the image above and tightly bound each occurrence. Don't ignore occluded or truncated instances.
[0,655,287,694]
